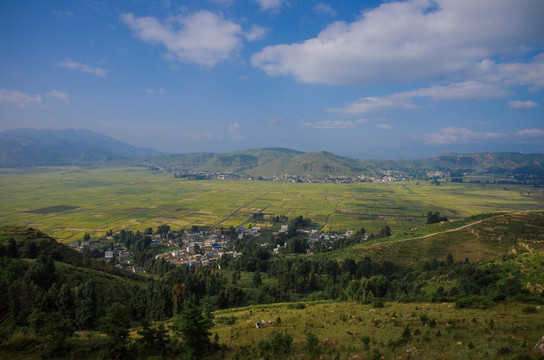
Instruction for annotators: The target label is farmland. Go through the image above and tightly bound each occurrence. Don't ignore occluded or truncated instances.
[0,166,543,242]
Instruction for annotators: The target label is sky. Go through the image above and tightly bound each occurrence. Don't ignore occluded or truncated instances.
[0,0,543,158]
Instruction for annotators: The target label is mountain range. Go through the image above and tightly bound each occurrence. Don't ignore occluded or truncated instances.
[0,128,160,166]
[1,129,543,180]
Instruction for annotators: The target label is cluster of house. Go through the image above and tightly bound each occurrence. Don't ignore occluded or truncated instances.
[153,229,243,268]
[69,222,366,273]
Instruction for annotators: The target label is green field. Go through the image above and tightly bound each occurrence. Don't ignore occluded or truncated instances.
[0,166,543,242]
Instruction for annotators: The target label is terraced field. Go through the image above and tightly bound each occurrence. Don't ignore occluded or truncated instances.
[0,166,542,242]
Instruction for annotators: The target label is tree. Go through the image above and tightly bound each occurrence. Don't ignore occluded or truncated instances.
[99,303,130,359]
[137,320,170,356]
[170,300,214,359]
[74,281,95,329]
[379,225,391,238]
[6,238,19,258]
[252,271,262,288]
[24,254,56,289]
[427,211,448,224]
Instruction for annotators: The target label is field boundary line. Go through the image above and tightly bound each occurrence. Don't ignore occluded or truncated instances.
[207,191,271,232]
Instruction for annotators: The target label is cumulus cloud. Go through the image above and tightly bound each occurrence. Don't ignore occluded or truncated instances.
[121,11,260,67]
[58,59,107,77]
[377,123,393,130]
[302,119,367,129]
[228,122,244,140]
[314,3,337,16]
[251,0,544,86]
[145,88,165,95]
[46,90,69,103]
[255,0,282,11]
[514,128,544,138]
[0,89,42,107]
[508,100,538,110]
[330,81,510,115]
[52,9,74,16]
[424,127,504,144]
[245,25,268,41]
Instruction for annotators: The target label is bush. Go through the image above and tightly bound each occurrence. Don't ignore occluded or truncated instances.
[455,295,493,309]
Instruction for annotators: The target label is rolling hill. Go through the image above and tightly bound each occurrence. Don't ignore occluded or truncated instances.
[0,128,161,167]
[148,148,544,180]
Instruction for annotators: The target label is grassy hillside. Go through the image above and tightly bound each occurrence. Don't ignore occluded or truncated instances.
[146,148,544,180]
[326,211,544,266]
[211,301,544,359]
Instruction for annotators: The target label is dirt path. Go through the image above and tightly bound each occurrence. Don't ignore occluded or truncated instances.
[374,210,540,246]
[207,191,271,232]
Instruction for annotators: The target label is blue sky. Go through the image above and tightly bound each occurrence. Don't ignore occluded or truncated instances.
[1,0,543,158]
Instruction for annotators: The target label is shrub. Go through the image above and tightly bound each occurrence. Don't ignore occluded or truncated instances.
[455,295,493,309]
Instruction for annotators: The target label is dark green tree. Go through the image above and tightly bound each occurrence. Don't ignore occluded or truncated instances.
[137,319,170,356]
[74,281,95,329]
[99,303,130,359]
[170,300,214,359]
[252,271,262,288]
[379,225,391,238]
[6,238,19,258]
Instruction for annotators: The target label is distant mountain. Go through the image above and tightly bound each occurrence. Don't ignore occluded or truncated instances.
[0,128,161,167]
[147,148,544,180]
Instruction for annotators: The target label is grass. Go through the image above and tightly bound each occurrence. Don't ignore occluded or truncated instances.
[325,211,544,266]
[0,166,542,242]
[211,301,544,359]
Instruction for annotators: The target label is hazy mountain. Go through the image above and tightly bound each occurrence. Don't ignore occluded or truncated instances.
[0,128,161,167]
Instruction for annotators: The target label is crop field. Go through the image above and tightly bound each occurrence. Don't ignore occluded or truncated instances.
[0,166,543,242]
[212,301,544,359]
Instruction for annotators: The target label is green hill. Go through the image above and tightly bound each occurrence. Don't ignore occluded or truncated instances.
[326,211,544,267]
[146,148,544,180]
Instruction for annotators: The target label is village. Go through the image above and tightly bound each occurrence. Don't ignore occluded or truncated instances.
[68,223,362,273]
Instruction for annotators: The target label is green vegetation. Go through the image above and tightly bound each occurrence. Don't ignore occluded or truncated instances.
[1,210,544,359]
[1,166,542,242]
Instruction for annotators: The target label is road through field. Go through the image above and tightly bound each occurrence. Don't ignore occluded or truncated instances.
[207,191,271,232]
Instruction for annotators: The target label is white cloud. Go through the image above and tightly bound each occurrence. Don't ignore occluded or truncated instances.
[53,9,74,16]
[255,0,282,11]
[121,11,259,67]
[330,81,509,115]
[245,25,268,41]
[329,96,407,115]
[314,3,337,16]
[424,127,544,144]
[514,129,544,138]
[58,59,107,77]
[46,90,69,104]
[508,100,538,110]
[424,127,504,144]
[302,119,367,129]
[228,122,244,140]
[484,54,544,90]
[0,89,42,107]
[377,123,393,130]
[251,0,544,86]
[145,88,165,95]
